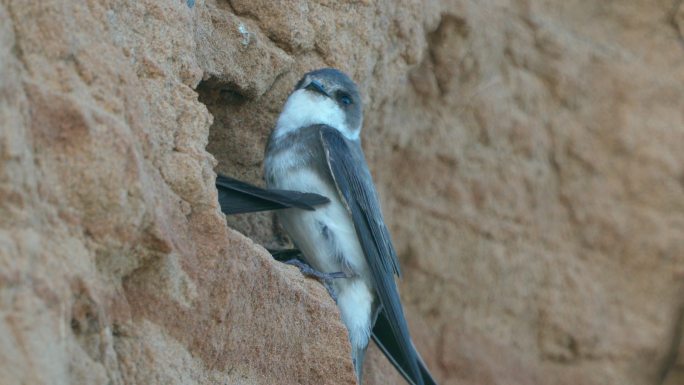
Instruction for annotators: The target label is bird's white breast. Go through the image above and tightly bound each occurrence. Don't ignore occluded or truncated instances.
[271,165,374,351]
[274,89,359,140]
[267,157,372,277]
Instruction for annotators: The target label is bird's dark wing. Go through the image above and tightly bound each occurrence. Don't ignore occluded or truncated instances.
[216,174,330,215]
[319,126,428,385]
[372,310,438,385]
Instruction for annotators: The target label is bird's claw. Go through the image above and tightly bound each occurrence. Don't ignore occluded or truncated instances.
[283,259,352,280]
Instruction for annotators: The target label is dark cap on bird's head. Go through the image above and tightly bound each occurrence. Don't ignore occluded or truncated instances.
[293,68,363,136]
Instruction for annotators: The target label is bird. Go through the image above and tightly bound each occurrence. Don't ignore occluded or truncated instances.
[264,68,437,385]
[215,173,330,215]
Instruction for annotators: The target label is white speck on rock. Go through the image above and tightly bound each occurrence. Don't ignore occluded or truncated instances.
[238,23,251,46]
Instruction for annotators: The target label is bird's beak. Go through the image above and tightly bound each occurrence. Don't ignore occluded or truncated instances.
[304,80,330,97]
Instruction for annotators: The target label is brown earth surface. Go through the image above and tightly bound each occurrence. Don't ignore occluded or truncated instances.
[1,1,684,384]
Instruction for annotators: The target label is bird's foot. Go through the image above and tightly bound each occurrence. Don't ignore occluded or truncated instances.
[281,259,354,303]
[282,259,351,280]
[268,249,353,302]
[321,281,339,302]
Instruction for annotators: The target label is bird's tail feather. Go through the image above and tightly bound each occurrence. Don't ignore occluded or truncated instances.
[352,344,368,385]
[371,310,438,385]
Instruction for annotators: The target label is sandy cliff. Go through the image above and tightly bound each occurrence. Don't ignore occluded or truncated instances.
[1,1,683,384]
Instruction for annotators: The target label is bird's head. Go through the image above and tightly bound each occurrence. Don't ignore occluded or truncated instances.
[275,68,363,140]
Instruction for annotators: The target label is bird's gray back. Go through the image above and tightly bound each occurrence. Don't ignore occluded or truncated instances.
[265,125,329,187]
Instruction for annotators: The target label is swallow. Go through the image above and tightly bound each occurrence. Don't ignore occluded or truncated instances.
[264,68,437,385]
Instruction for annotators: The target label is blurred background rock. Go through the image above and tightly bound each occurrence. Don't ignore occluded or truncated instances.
[1,1,683,384]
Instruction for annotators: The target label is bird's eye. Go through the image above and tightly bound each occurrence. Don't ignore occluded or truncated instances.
[338,93,353,106]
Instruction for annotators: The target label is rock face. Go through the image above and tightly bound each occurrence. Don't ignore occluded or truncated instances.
[1,0,683,384]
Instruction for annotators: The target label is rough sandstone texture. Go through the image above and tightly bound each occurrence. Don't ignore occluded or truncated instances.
[1,0,683,385]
